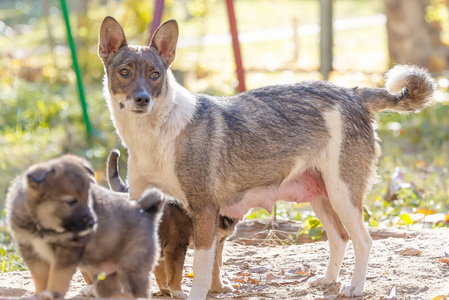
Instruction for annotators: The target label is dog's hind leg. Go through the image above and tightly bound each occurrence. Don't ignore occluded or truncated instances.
[323,176,372,297]
[118,268,150,298]
[319,110,373,297]
[165,246,188,299]
[95,272,122,298]
[187,206,218,300]
[153,259,170,294]
[308,196,349,286]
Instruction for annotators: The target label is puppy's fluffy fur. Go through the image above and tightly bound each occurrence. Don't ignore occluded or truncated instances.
[6,155,163,299]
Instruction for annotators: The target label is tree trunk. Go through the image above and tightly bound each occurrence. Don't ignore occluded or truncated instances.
[384,0,449,71]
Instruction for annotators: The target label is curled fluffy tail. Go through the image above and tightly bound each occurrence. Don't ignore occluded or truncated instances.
[362,65,436,113]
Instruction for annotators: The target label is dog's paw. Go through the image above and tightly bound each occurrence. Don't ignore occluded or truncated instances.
[308,275,335,286]
[37,291,61,300]
[170,290,188,299]
[339,282,363,297]
[155,288,171,296]
[79,285,95,297]
[186,288,208,300]
[210,282,233,294]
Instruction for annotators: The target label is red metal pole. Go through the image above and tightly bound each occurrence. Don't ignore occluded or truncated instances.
[225,0,246,93]
[148,0,165,43]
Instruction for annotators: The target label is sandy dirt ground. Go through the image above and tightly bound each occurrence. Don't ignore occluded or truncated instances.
[1,228,448,300]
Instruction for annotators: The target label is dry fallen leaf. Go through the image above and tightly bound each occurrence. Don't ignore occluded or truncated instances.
[278,270,285,276]
[431,296,447,300]
[247,277,259,284]
[439,258,449,265]
[394,246,422,256]
[266,273,275,281]
[185,272,194,278]
[234,277,246,283]
[279,280,299,285]
[296,268,307,275]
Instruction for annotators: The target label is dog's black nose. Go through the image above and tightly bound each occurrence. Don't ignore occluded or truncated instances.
[134,93,151,107]
[64,215,95,232]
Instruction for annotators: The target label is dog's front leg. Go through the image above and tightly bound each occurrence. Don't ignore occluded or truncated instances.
[19,244,50,295]
[43,246,83,299]
[210,239,231,293]
[188,206,218,300]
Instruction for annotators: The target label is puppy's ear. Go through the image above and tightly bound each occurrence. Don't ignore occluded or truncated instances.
[27,166,55,189]
[149,20,179,67]
[98,16,127,65]
[82,161,96,184]
[137,188,166,215]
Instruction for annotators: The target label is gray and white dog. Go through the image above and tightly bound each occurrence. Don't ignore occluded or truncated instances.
[98,16,436,299]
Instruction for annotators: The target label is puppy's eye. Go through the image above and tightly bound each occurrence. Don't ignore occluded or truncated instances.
[150,72,160,80]
[120,69,130,77]
[66,199,78,207]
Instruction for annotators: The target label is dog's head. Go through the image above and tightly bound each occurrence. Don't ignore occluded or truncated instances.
[98,16,178,116]
[25,155,96,236]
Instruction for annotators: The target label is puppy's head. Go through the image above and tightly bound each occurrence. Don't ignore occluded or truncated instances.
[26,155,96,236]
[98,16,178,116]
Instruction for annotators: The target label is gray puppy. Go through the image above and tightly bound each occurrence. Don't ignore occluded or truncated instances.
[98,16,436,299]
[6,155,163,299]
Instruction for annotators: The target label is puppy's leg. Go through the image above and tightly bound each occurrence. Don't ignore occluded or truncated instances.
[20,244,50,294]
[45,264,78,298]
[95,272,122,298]
[308,196,349,286]
[44,246,83,298]
[210,239,231,293]
[118,268,150,298]
[187,207,218,300]
[81,271,93,285]
[153,259,170,294]
[165,247,188,299]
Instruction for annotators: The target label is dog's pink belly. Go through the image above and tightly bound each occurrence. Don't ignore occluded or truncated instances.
[221,171,327,220]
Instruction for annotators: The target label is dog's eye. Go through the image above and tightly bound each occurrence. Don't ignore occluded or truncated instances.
[65,199,78,207]
[150,72,160,80]
[120,69,130,77]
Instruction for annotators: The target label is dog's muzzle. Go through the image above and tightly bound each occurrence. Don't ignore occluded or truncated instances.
[133,92,154,113]
[63,214,96,233]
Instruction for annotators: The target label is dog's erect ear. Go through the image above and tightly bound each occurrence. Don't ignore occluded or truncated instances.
[27,166,56,190]
[98,16,127,64]
[149,20,179,67]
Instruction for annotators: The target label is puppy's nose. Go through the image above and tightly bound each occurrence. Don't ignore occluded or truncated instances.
[134,93,151,108]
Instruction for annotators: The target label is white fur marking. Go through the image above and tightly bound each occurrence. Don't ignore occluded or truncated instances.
[319,109,372,297]
[187,246,216,300]
[385,65,409,94]
[107,70,196,201]
[31,238,55,264]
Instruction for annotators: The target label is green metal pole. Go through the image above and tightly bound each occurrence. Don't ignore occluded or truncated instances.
[59,0,92,140]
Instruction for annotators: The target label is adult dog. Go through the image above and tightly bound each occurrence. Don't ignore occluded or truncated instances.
[98,16,436,299]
